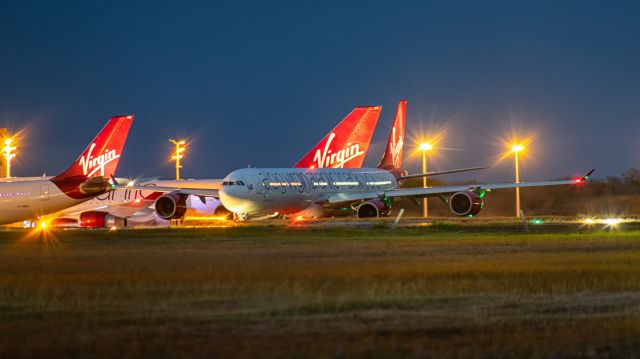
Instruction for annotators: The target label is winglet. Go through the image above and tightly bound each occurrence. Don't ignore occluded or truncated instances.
[583,169,596,180]
[574,169,596,184]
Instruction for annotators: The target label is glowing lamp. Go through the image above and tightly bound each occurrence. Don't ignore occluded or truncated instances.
[419,142,433,151]
[511,144,524,153]
[418,142,433,218]
[3,137,17,178]
[605,218,621,226]
[169,139,187,180]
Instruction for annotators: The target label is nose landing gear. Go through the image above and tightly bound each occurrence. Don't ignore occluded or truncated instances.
[233,213,249,221]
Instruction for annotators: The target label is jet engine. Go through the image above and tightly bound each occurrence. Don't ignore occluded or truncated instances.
[448,191,483,217]
[79,211,125,228]
[52,218,79,228]
[155,193,188,220]
[356,200,390,218]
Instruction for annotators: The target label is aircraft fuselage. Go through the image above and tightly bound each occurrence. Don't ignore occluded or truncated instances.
[218,168,397,217]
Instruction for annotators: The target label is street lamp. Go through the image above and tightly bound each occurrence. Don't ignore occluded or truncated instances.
[3,138,16,178]
[419,142,433,218]
[169,139,186,180]
[511,144,525,218]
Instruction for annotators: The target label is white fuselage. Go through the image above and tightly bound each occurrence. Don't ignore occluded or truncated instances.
[0,178,87,225]
[218,168,397,217]
[55,179,222,220]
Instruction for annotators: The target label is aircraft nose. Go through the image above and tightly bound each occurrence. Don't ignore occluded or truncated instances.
[219,179,250,212]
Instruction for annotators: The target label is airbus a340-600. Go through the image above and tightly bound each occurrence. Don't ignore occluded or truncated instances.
[148,100,591,220]
[0,115,133,225]
[38,106,383,227]
[138,100,587,221]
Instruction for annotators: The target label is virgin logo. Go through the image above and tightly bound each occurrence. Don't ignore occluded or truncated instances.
[312,133,364,168]
[78,143,120,177]
[389,126,403,168]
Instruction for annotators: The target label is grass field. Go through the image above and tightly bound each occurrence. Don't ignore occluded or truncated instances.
[1,222,640,358]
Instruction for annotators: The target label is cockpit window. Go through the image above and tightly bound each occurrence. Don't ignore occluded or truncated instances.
[222,181,237,186]
[237,180,245,186]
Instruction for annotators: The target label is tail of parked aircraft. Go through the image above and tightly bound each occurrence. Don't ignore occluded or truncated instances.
[378,100,407,171]
[53,115,134,181]
[294,106,382,169]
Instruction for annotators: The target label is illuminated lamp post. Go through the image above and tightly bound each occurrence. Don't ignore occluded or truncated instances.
[3,138,16,178]
[511,144,525,218]
[419,142,433,218]
[169,139,186,180]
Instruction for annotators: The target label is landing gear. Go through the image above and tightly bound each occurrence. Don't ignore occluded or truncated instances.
[233,212,248,221]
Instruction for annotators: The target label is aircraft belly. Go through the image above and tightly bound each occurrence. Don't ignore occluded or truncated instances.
[249,192,310,216]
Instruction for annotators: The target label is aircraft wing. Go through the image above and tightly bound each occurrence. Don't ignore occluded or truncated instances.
[128,185,219,198]
[399,166,489,180]
[60,195,159,218]
[326,171,593,205]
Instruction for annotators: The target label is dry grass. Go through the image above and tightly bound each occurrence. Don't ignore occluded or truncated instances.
[1,225,640,358]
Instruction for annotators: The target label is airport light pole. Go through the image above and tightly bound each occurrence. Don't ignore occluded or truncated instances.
[169,139,186,180]
[511,144,524,218]
[419,142,433,218]
[3,138,16,178]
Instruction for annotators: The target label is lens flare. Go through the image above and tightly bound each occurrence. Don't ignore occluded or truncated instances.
[19,217,62,257]
[605,218,621,226]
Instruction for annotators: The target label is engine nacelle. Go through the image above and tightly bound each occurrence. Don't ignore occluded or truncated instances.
[155,193,188,220]
[356,200,390,218]
[448,191,483,217]
[52,218,79,228]
[79,211,124,228]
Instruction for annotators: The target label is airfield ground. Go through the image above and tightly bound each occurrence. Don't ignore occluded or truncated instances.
[1,219,640,358]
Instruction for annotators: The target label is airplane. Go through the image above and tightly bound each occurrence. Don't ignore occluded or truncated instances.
[212,100,594,219]
[135,100,519,220]
[0,115,133,225]
[36,106,383,227]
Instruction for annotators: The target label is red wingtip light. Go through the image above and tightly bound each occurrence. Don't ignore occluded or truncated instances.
[574,178,583,184]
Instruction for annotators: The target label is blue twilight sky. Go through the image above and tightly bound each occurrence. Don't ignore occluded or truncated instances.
[1,1,639,182]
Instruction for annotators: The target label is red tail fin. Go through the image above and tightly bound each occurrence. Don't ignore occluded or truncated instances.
[378,100,407,170]
[53,115,134,180]
[294,106,381,169]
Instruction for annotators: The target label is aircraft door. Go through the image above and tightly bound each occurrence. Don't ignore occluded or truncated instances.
[39,184,50,201]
